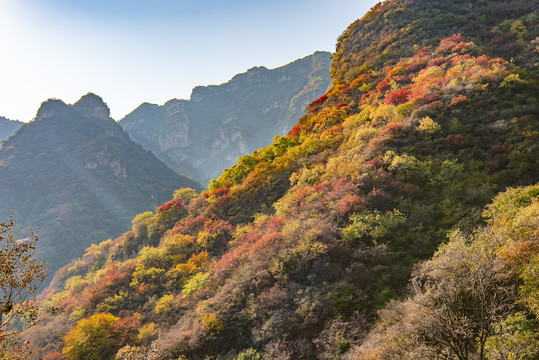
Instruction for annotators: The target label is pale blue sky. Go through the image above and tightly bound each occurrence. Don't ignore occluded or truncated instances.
[0,0,378,121]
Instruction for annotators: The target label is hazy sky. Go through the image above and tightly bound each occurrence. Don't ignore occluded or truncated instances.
[0,0,378,121]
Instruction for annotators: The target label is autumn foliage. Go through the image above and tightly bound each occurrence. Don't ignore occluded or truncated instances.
[23,1,539,359]
[157,199,184,213]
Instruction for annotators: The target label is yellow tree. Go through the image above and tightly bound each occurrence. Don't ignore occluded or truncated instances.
[63,313,120,360]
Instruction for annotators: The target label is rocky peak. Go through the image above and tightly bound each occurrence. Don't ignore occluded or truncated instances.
[246,66,268,74]
[190,86,216,103]
[35,99,69,120]
[72,93,111,120]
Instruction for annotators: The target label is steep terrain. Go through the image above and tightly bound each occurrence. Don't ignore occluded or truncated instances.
[120,51,332,185]
[0,116,23,142]
[24,0,538,359]
[0,94,201,275]
[350,183,539,359]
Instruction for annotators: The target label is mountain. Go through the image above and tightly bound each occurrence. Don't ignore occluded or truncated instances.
[0,93,201,275]
[24,1,538,359]
[120,51,332,185]
[0,116,23,142]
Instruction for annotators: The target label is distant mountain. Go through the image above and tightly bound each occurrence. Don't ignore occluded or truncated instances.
[120,51,332,185]
[0,93,201,274]
[0,116,23,141]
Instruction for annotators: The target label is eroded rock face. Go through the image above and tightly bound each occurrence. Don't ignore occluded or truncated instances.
[35,99,69,120]
[85,161,98,169]
[213,126,248,166]
[86,149,128,178]
[72,93,111,120]
[108,159,127,178]
[120,51,332,185]
[157,122,190,151]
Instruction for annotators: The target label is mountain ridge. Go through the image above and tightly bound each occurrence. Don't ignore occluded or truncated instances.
[120,51,332,185]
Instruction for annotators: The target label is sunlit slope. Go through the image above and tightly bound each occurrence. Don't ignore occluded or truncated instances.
[28,1,538,359]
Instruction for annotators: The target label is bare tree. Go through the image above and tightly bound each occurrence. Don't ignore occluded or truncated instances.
[0,212,47,357]
[413,230,516,360]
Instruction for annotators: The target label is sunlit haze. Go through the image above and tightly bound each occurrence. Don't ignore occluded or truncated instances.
[0,0,379,122]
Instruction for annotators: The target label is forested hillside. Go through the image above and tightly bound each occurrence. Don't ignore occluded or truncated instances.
[0,94,201,275]
[120,52,332,185]
[350,183,539,359]
[21,0,538,359]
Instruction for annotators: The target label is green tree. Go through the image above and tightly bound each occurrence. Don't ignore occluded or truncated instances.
[173,187,198,206]
[235,348,262,360]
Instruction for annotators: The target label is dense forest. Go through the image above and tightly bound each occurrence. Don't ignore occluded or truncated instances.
[2,0,538,359]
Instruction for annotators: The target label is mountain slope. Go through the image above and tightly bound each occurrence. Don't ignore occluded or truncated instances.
[120,51,332,185]
[26,1,538,359]
[0,116,23,142]
[351,183,539,359]
[0,94,201,274]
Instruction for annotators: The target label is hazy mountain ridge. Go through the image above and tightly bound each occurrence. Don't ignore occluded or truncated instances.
[120,51,332,185]
[0,94,202,275]
[0,116,23,142]
[23,1,539,359]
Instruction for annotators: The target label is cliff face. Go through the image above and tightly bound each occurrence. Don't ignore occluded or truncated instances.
[0,93,201,274]
[120,51,332,185]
